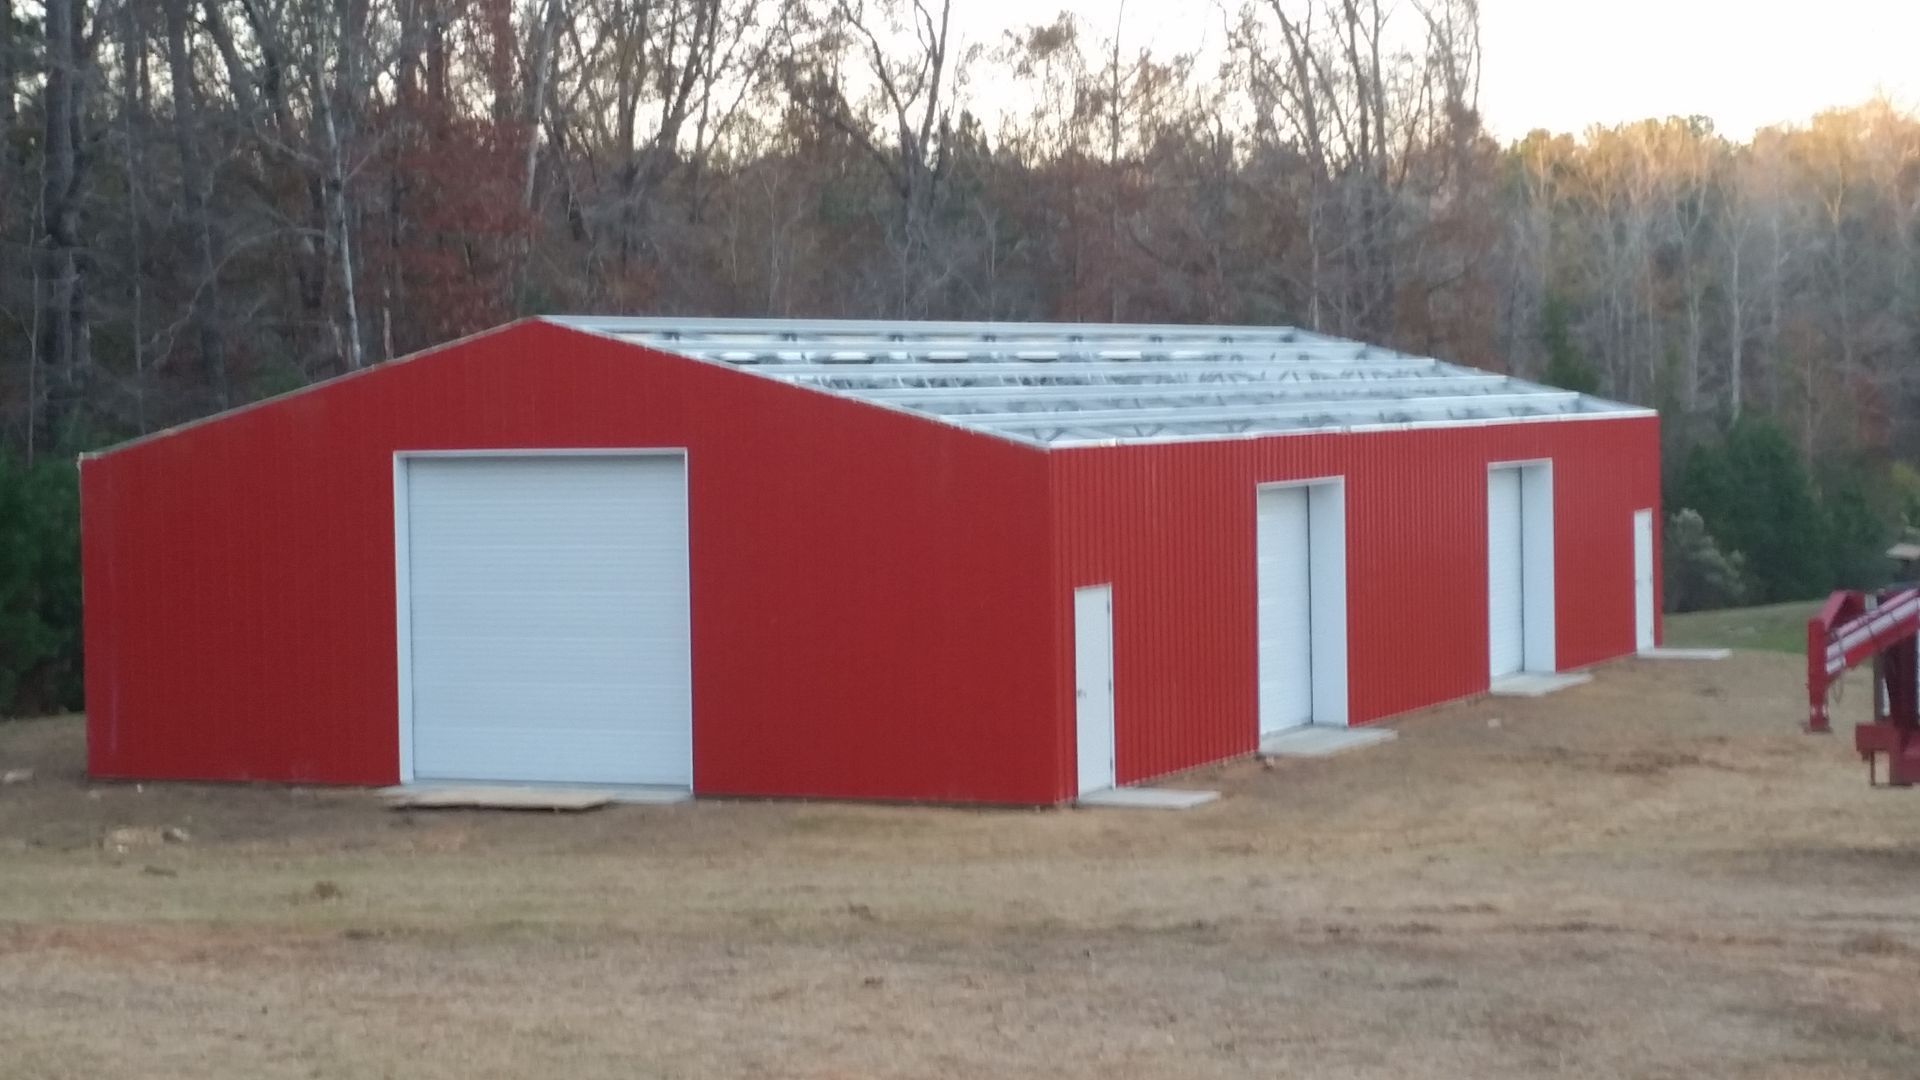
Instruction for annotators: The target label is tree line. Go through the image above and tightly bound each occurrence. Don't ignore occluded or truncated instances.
[3,0,1918,711]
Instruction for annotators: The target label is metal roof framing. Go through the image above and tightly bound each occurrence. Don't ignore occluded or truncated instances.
[547,315,1651,447]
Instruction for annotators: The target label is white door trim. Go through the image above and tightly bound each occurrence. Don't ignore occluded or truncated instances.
[391,448,693,787]
[1257,485,1313,732]
[1307,482,1350,727]
[1633,508,1656,651]
[1519,463,1556,673]
[1486,465,1524,678]
[1073,584,1116,796]
[1488,459,1557,677]
[394,455,414,783]
[1256,477,1349,732]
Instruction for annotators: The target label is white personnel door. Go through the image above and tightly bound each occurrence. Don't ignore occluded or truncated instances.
[1074,585,1116,796]
[1487,467,1526,678]
[1633,508,1656,651]
[1258,486,1314,733]
[402,454,693,787]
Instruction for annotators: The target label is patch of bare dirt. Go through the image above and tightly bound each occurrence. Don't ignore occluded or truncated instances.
[2,652,1917,1078]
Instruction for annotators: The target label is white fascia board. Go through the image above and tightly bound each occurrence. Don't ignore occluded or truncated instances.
[856,373,1505,405]
[681,347,1402,369]
[1044,406,1659,447]
[545,314,1345,344]
[972,391,1586,431]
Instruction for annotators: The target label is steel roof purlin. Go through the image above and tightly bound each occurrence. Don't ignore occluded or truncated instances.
[545,315,1653,446]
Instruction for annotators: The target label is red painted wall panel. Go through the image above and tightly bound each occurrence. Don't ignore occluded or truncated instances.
[1049,416,1662,791]
[83,321,1061,804]
[83,316,1660,807]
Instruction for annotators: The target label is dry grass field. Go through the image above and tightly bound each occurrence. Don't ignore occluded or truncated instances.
[2,648,1918,1079]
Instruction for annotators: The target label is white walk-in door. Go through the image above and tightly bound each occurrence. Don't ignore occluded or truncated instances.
[1633,508,1655,652]
[401,454,693,786]
[1487,467,1526,678]
[1074,585,1116,796]
[1257,486,1313,733]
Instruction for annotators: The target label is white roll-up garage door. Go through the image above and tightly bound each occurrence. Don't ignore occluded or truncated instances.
[1257,486,1313,733]
[401,454,693,786]
[1487,467,1525,678]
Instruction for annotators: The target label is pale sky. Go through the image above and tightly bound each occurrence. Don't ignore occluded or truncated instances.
[956,0,1920,141]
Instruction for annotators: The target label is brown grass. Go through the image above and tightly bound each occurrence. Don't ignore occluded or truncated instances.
[2,653,1918,1078]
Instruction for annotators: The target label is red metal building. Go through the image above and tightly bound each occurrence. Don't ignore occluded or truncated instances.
[81,317,1661,805]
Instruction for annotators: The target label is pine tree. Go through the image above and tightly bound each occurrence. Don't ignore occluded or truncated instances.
[1675,419,1828,601]
[1540,295,1600,394]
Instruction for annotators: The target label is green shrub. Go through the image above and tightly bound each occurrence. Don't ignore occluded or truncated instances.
[1816,460,1895,589]
[1663,508,1750,612]
[0,455,82,716]
[1890,461,1920,529]
[1540,294,1600,394]
[1672,418,1829,602]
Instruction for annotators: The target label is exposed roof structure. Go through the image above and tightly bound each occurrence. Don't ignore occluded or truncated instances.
[550,316,1650,448]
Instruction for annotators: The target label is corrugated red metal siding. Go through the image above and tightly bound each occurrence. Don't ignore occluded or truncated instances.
[82,321,1062,804]
[1049,416,1662,790]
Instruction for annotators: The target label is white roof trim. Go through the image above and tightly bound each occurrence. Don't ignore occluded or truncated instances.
[545,315,1650,447]
[970,392,1585,430]
[855,373,1511,406]
[1048,407,1658,448]
[547,314,1351,345]
[744,358,1436,379]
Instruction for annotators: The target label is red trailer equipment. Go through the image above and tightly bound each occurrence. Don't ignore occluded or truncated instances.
[1807,587,1920,785]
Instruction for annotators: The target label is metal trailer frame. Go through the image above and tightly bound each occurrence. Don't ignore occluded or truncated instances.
[1807,587,1920,786]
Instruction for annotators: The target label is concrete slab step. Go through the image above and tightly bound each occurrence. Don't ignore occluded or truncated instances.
[1638,647,1731,660]
[1075,787,1219,810]
[1258,726,1397,758]
[1488,672,1593,697]
[378,784,692,809]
